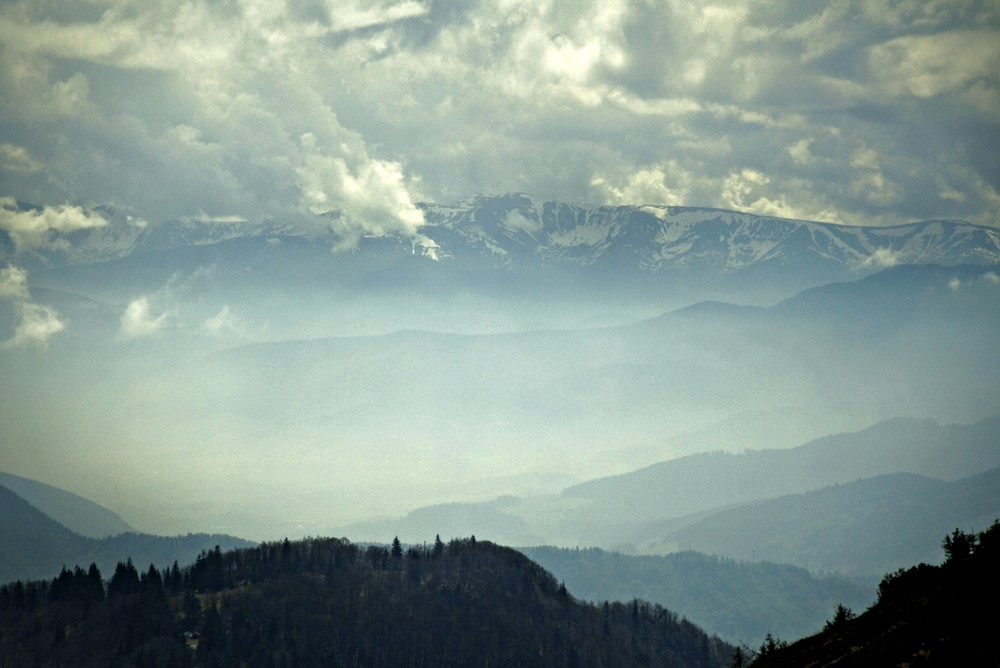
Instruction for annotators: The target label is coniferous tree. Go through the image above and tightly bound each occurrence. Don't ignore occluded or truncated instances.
[823,603,855,631]
[108,558,141,599]
[183,589,202,630]
[86,563,105,602]
[942,527,976,565]
[757,633,787,657]
[433,534,445,558]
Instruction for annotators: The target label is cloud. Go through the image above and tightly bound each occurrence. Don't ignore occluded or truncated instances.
[199,305,245,339]
[0,264,29,300]
[863,248,900,269]
[4,301,65,349]
[0,264,65,349]
[787,139,814,165]
[0,0,997,231]
[120,297,170,339]
[867,30,1000,108]
[0,196,107,251]
[296,132,425,244]
[0,144,42,173]
[592,162,700,207]
[327,1,430,33]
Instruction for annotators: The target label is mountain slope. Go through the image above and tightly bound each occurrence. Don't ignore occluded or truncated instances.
[562,414,1000,534]
[520,547,874,647]
[0,471,134,538]
[0,483,254,584]
[753,523,998,667]
[5,257,999,538]
[654,467,1000,576]
[349,414,1000,557]
[0,484,88,582]
[422,195,1000,277]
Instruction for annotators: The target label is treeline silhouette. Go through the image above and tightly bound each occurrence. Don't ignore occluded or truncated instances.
[1,535,733,667]
[749,520,999,667]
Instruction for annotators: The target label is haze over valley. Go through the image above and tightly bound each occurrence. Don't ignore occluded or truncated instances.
[2,195,999,541]
[2,2,999,662]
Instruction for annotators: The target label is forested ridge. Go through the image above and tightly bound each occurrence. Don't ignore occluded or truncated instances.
[0,536,732,667]
[748,521,999,667]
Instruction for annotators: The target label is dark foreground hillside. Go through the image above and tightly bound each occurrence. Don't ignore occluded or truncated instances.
[0,536,733,668]
[752,521,999,667]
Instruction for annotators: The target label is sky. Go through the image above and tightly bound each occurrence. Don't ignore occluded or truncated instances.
[0,0,999,245]
[1,0,1000,537]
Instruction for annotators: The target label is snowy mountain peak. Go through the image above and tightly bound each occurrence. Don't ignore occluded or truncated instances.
[4,195,999,280]
[418,194,1000,275]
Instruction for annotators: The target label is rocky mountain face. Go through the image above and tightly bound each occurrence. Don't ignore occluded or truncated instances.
[8,194,1000,280]
[420,194,1000,277]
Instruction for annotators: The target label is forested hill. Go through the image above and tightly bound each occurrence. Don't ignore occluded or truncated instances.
[0,536,733,668]
[751,521,999,667]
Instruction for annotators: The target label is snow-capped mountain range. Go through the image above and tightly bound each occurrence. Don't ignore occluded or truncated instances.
[420,194,1000,276]
[7,194,1000,279]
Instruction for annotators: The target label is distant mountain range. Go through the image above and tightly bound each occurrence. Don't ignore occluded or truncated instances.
[420,194,1000,276]
[9,194,1000,274]
[0,469,874,647]
[652,467,1000,576]
[3,259,999,541]
[342,415,1000,576]
[8,195,1000,309]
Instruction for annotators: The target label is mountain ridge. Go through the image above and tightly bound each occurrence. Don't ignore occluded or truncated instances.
[0,481,254,585]
[0,471,134,539]
[8,195,1000,282]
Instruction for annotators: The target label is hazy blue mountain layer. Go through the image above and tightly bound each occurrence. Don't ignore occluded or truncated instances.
[0,471,134,538]
[0,483,253,585]
[520,546,874,647]
[650,467,1000,576]
[2,195,998,540]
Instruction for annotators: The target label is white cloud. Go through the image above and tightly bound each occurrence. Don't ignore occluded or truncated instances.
[0,264,29,300]
[0,0,997,231]
[788,138,814,165]
[296,132,425,244]
[327,1,430,33]
[4,301,65,349]
[849,146,899,206]
[0,264,65,349]
[120,297,170,339]
[0,197,107,251]
[0,144,42,173]
[863,248,900,269]
[199,305,244,338]
[867,31,1000,110]
[850,145,881,171]
[593,162,697,207]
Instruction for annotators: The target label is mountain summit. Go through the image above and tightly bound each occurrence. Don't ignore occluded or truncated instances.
[8,195,1000,284]
[420,194,1000,278]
